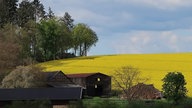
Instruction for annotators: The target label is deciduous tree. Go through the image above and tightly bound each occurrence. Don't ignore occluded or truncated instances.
[37,18,72,61]
[162,72,187,104]
[72,23,98,56]
[113,66,148,100]
[1,65,46,88]
[0,24,21,72]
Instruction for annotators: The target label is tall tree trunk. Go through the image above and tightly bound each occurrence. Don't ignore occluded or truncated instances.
[84,42,87,56]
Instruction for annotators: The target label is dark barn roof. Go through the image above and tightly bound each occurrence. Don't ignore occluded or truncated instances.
[43,71,71,81]
[0,87,82,101]
[43,71,74,85]
[66,72,109,78]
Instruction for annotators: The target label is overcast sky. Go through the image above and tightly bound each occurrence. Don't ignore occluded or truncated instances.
[41,0,192,55]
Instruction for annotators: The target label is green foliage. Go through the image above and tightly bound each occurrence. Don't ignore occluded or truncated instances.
[17,0,45,27]
[72,23,98,56]
[3,100,52,108]
[1,65,46,88]
[20,20,38,62]
[60,12,74,31]
[70,98,127,108]
[0,0,18,27]
[46,7,55,19]
[37,18,72,61]
[162,72,187,104]
[17,0,35,27]
[69,98,192,108]
[0,0,98,63]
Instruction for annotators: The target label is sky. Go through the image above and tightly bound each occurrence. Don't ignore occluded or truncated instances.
[41,0,192,55]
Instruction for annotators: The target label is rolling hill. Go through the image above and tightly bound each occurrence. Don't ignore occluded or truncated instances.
[39,53,192,96]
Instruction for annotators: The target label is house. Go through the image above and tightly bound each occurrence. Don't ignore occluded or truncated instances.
[66,72,111,96]
[121,83,162,100]
[0,87,83,107]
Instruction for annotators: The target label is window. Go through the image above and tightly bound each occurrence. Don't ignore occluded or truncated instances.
[97,78,100,81]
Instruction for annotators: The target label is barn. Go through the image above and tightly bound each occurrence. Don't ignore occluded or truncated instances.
[43,71,75,87]
[66,72,111,97]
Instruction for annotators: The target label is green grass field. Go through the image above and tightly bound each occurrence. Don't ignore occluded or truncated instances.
[39,53,192,96]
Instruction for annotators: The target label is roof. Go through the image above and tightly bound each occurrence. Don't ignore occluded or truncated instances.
[47,82,82,88]
[122,83,162,99]
[66,73,100,78]
[0,87,83,101]
[43,71,62,80]
[43,71,74,84]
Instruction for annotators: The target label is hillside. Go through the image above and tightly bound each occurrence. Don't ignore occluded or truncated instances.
[39,53,192,96]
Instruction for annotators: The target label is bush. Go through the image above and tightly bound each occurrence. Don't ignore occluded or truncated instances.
[3,100,52,108]
[69,97,192,108]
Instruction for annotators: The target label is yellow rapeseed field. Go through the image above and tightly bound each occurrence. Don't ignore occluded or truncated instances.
[39,53,192,96]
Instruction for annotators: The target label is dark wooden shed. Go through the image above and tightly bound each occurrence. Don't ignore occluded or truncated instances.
[0,87,83,107]
[66,72,111,97]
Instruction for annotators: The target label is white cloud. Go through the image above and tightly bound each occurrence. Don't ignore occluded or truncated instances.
[111,30,192,54]
[114,0,192,10]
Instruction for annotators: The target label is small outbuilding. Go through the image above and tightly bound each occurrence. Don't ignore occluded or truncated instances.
[66,72,111,97]
[121,83,162,100]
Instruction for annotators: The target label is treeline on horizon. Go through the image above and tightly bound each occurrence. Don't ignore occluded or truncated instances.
[0,0,98,72]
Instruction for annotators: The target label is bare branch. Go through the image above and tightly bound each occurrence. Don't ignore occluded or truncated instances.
[113,65,149,100]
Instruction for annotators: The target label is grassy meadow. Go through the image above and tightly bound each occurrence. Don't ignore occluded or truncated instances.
[39,53,192,96]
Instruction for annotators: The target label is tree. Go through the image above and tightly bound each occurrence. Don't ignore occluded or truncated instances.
[37,18,72,61]
[162,72,187,104]
[60,12,74,31]
[32,0,46,21]
[19,20,39,63]
[17,0,45,27]
[45,7,55,19]
[17,0,35,27]
[0,24,21,72]
[1,65,46,88]
[113,66,148,100]
[0,0,18,27]
[72,23,98,56]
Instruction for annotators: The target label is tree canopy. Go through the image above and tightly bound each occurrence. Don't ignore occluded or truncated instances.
[72,23,98,56]
[162,72,187,104]
[37,18,72,61]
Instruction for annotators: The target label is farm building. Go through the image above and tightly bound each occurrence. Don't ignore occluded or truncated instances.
[0,87,83,107]
[0,71,83,107]
[43,71,76,87]
[66,72,111,96]
[121,83,162,100]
